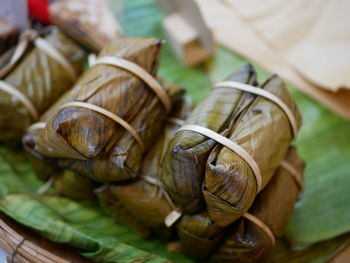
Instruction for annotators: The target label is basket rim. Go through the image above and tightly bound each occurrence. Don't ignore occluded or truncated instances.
[0,213,91,263]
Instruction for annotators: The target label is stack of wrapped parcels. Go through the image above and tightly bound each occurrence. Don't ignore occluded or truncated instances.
[20,34,305,262]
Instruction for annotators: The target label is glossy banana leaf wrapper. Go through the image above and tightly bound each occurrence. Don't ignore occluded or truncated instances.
[204,74,302,227]
[26,37,182,182]
[177,211,224,261]
[161,64,258,213]
[0,26,85,144]
[23,127,59,182]
[23,129,97,201]
[210,146,305,263]
[98,97,193,231]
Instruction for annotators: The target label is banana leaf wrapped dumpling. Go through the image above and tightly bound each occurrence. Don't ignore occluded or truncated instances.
[55,81,183,182]
[203,73,302,227]
[210,146,305,263]
[24,127,58,182]
[177,211,224,261]
[161,64,258,213]
[25,36,176,182]
[98,96,193,231]
[23,130,97,200]
[0,27,85,144]
[53,170,97,201]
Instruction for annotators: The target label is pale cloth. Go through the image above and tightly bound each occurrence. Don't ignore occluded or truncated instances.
[228,0,350,91]
[196,0,350,119]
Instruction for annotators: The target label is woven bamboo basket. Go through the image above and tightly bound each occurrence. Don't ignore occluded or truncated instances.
[0,213,90,263]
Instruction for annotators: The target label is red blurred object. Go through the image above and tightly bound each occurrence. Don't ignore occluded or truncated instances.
[28,0,51,24]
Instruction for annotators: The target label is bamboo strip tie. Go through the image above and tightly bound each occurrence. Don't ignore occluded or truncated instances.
[56,56,173,151]
[33,38,77,80]
[141,175,182,228]
[243,213,276,246]
[37,175,56,195]
[140,176,177,211]
[141,116,185,227]
[281,160,304,191]
[178,80,299,193]
[0,81,39,120]
[167,117,185,126]
[27,122,47,133]
[214,81,298,138]
[92,56,172,113]
[178,124,263,193]
[176,126,295,242]
[0,30,38,79]
[58,102,145,151]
